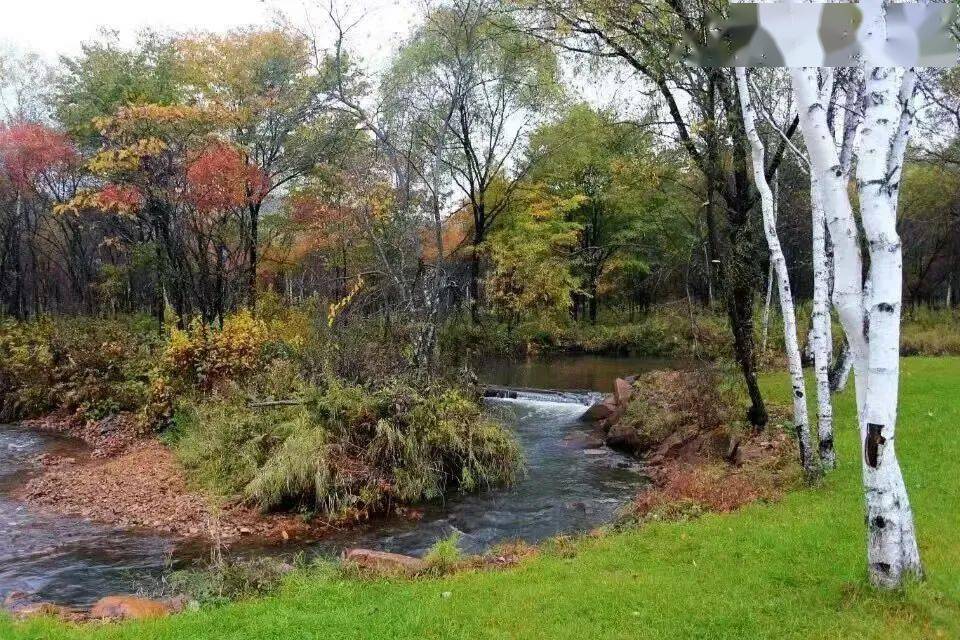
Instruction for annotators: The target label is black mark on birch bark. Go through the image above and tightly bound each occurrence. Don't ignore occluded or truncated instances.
[866,423,886,468]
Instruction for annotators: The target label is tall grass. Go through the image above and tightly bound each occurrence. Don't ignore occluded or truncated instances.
[173,381,523,518]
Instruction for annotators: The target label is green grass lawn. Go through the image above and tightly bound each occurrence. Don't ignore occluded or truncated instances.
[4,357,959,640]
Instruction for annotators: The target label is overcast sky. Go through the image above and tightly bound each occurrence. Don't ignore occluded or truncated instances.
[1,0,419,65]
[1,0,644,121]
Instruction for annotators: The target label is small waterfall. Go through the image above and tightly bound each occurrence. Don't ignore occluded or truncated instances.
[483,386,603,407]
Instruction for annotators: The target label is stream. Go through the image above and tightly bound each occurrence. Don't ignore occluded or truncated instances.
[0,355,671,607]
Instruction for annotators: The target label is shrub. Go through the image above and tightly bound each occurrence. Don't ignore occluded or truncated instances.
[160,310,270,392]
[175,380,524,518]
[0,316,156,421]
[164,556,298,606]
[424,531,465,574]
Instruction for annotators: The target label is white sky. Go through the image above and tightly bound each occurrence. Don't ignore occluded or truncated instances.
[0,0,419,67]
[0,0,646,124]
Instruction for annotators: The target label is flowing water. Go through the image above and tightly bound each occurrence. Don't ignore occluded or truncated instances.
[0,355,674,607]
[0,426,177,607]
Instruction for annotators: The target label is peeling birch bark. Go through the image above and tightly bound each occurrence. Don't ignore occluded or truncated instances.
[736,68,817,478]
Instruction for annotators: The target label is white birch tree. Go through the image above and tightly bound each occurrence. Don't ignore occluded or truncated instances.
[790,1,923,587]
[809,172,835,469]
[736,68,817,478]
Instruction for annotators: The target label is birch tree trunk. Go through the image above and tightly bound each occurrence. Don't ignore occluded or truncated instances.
[791,4,923,586]
[791,68,869,424]
[736,68,817,478]
[761,264,774,353]
[761,176,778,355]
[809,174,835,468]
[856,60,922,588]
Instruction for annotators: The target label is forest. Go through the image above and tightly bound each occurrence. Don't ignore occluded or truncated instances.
[0,0,959,637]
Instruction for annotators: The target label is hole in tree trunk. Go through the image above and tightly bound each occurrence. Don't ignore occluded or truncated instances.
[866,424,886,468]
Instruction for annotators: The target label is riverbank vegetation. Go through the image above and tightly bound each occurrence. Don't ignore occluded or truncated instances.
[4,358,958,639]
[444,305,960,361]
[1,0,959,625]
[0,305,523,524]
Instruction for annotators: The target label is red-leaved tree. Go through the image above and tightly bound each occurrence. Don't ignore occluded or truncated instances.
[186,142,270,215]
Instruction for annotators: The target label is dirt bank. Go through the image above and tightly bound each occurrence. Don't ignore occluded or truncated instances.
[584,368,802,520]
[14,438,331,543]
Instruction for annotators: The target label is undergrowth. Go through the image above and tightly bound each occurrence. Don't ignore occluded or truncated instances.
[173,380,523,518]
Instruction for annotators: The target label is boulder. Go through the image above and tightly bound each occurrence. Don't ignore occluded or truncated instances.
[605,423,644,454]
[613,378,634,406]
[90,596,172,621]
[581,396,618,422]
[343,548,427,575]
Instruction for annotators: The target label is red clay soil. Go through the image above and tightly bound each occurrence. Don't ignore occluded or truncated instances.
[15,440,331,542]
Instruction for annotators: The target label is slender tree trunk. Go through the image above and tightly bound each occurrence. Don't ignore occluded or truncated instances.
[810,174,835,468]
[469,249,481,323]
[248,204,260,310]
[793,46,922,587]
[761,264,774,352]
[589,276,598,325]
[856,59,922,589]
[761,174,778,354]
[737,68,816,477]
[830,340,854,393]
[792,68,869,417]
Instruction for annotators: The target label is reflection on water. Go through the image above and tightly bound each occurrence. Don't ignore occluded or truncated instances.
[476,354,686,391]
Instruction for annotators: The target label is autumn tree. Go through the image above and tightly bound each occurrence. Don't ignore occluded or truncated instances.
[177,28,349,306]
[0,122,83,316]
[54,31,183,144]
[485,183,580,329]
[70,103,244,323]
[526,104,687,322]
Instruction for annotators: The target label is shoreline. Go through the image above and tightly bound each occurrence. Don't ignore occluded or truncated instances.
[9,415,336,545]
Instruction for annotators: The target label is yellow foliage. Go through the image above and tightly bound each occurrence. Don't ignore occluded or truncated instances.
[160,310,269,391]
[53,189,101,216]
[328,277,365,328]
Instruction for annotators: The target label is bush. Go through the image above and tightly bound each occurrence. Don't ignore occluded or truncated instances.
[424,531,465,574]
[160,310,271,392]
[174,380,524,518]
[164,556,298,606]
[0,316,156,421]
